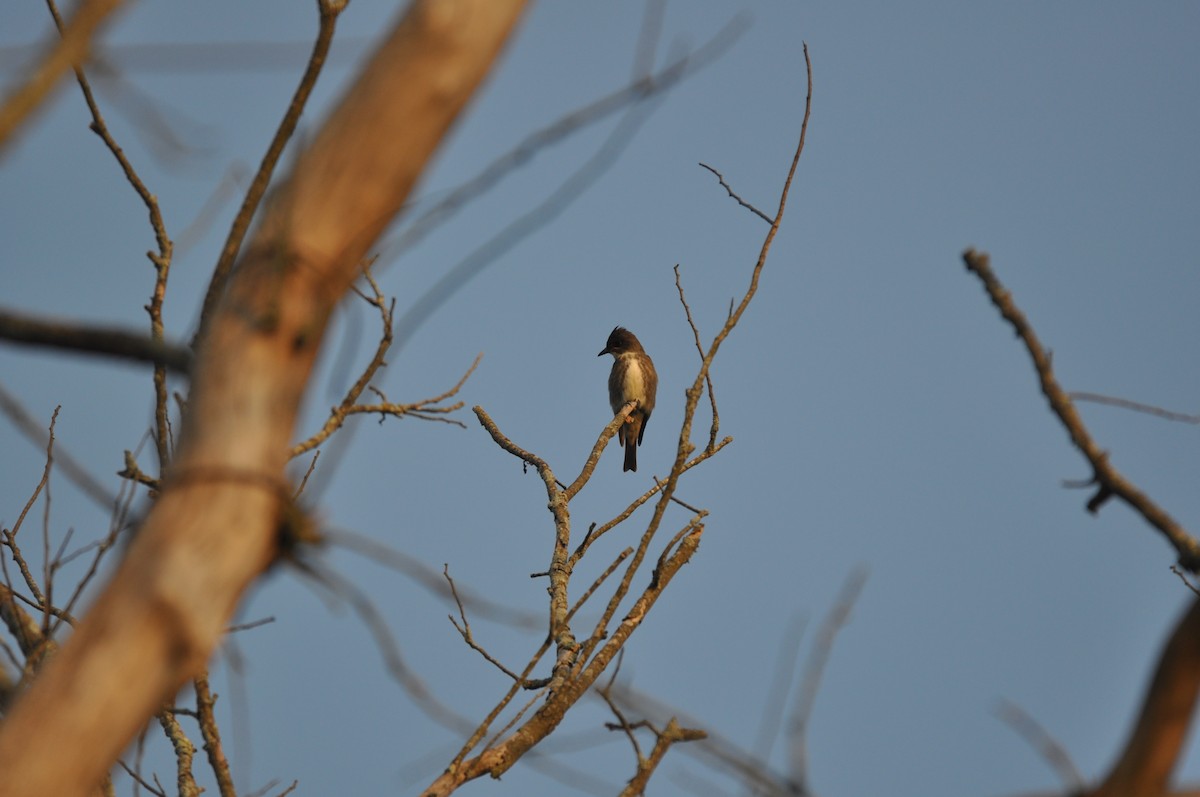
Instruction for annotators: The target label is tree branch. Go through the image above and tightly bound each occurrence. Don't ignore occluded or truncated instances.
[962,248,1200,570]
[0,309,191,373]
[0,3,529,794]
[1091,597,1200,797]
[0,0,123,152]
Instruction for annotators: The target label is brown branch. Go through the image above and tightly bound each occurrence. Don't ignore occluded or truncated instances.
[291,312,480,457]
[2,406,58,612]
[572,516,703,681]
[0,3,529,794]
[423,47,813,797]
[569,443,724,566]
[567,547,632,623]
[421,524,702,796]
[193,673,236,797]
[293,450,320,498]
[472,406,578,693]
[961,249,1200,570]
[51,476,140,636]
[157,708,200,797]
[1090,596,1200,797]
[564,401,638,500]
[119,449,161,491]
[597,648,706,795]
[0,309,191,373]
[0,0,123,151]
[43,0,177,467]
[618,718,707,797]
[606,682,788,796]
[599,652,643,760]
[0,583,49,666]
[195,0,348,346]
[674,264,720,452]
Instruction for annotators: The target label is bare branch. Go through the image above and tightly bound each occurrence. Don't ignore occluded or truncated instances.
[445,566,523,682]
[1092,596,1200,797]
[157,708,200,797]
[698,162,773,223]
[424,48,813,797]
[192,673,236,797]
[1069,391,1200,425]
[195,0,349,345]
[0,3,529,793]
[962,249,1200,569]
[0,0,123,152]
[471,406,578,694]
[39,0,180,466]
[617,718,707,797]
[674,264,720,452]
[0,309,191,373]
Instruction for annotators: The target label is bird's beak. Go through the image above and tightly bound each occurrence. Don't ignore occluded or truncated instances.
[598,347,609,357]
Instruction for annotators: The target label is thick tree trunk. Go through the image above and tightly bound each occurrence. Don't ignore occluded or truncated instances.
[0,3,526,794]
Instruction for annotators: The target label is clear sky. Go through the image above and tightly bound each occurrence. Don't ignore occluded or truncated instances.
[3,2,1200,795]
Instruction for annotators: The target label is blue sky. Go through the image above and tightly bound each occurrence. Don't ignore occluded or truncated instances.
[3,2,1200,795]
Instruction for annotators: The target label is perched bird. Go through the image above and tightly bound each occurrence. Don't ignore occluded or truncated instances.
[598,326,658,472]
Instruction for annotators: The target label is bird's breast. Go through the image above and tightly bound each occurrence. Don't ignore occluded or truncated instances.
[619,353,647,402]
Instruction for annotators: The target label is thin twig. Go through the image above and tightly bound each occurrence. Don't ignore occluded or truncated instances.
[445,565,522,682]
[44,0,177,467]
[597,651,642,759]
[674,264,720,451]
[698,162,772,223]
[1069,391,1200,425]
[569,444,724,566]
[194,0,348,345]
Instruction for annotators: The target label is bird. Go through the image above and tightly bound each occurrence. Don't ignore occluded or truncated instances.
[598,326,658,472]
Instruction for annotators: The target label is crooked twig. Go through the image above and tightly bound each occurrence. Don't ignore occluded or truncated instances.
[699,162,772,223]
